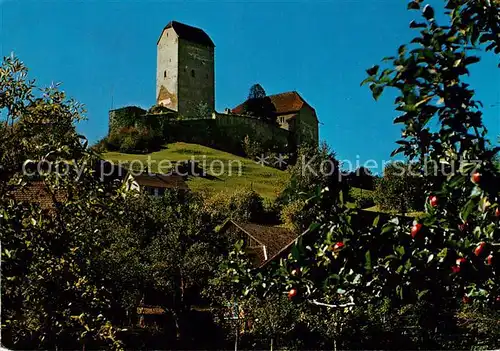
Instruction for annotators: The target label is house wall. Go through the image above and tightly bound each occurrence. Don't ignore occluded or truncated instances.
[157,27,179,110]
[297,106,319,145]
[177,39,215,117]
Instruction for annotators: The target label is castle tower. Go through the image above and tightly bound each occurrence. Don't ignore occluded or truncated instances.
[156,21,215,117]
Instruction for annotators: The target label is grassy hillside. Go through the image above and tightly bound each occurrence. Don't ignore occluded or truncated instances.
[104,142,289,199]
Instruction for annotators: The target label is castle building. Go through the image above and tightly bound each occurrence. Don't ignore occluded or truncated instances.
[156,21,215,117]
[232,91,319,145]
[110,20,319,152]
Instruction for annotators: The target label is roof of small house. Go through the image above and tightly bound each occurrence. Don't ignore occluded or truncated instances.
[224,221,300,266]
[158,21,215,47]
[137,305,166,315]
[8,181,67,210]
[231,91,317,117]
[131,173,189,190]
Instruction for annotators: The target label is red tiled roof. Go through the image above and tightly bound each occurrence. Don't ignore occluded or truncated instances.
[137,305,166,315]
[231,91,315,115]
[8,181,67,210]
[132,173,189,190]
[229,221,299,266]
[157,21,215,47]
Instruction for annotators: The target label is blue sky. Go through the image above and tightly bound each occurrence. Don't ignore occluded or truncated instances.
[1,0,499,170]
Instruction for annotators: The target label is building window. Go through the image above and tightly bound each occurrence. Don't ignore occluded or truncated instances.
[164,71,166,78]
[191,69,195,78]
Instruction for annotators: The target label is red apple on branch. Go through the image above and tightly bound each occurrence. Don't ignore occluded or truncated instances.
[288,288,298,300]
[332,242,345,251]
[474,242,486,257]
[429,195,438,207]
[471,172,481,184]
[411,223,423,238]
[487,254,493,265]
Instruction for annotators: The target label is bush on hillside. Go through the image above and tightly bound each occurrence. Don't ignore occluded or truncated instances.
[349,188,375,209]
[203,188,265,224]
[373,161,424,214]
[105,126,163,154]
[280,199,306,231]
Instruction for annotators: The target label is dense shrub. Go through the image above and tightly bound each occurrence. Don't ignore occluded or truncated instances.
[280,199,306,230]
[349,188,375,209]
[242,135,263,159]
[105,126,163,154]
[373,161,425,213]
[203,188,265,224]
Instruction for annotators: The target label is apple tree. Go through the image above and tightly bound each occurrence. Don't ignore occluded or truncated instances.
[0,55,124,349]
[220,0,500,345]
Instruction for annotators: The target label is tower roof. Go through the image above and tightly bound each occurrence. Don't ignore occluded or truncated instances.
[158,21,215,47]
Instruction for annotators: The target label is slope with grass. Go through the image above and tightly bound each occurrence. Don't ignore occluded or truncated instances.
[104,142,289,199]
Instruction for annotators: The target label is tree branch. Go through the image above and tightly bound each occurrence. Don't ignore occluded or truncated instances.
[309,299,355,309]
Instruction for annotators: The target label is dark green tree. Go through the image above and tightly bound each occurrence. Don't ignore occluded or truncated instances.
[243,84,277,124]
[224,1,500,349]
[0,55,123,349]
[374,161,425,214]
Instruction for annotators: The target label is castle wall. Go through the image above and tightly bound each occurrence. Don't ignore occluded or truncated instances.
[109,106,148,133]
[215,114,289,151]
[177,39,215,117]
[156,27,179,110]
[163,114,290,156]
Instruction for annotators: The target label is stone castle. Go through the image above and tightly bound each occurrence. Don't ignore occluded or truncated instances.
[109,20,319,152]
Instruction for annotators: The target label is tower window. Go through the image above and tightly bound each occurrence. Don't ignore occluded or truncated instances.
[164,70,166,78]
[191,69,195,78]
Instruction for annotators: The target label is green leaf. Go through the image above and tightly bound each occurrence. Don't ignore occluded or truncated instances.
[372,215,380,228]
[422,5,435,20]
[365,250,372,271]
[409,20,426,28]
[407,1,420,10]
[366,65,380,76]
[381,223,396,234]
[417,289,429,299]
[437,248,448,261]
[396,245,405,256]
[360,76,375,86]
[464,56,480,65]
[369,84,384,101]
[390,146,406,157]
[394,114,411,124]
[461,199,476,221]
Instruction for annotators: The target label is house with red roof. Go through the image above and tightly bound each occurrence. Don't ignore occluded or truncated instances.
[231,91,319,146]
